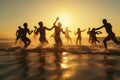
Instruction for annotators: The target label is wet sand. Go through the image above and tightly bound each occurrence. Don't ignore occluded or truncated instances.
[0,49,120,80]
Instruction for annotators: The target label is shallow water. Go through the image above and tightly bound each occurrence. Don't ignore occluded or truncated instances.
[0,38,120,80]
[0,50,120,80]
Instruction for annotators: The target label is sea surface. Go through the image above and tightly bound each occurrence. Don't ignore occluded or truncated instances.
[0,38,120,80]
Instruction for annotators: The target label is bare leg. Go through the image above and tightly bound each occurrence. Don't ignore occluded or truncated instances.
[79,39,81,45]
[69,38,72,44]
[111,34,120,44]
[76,38,78,45]
[59,38,63,46]
[103,36,111,49]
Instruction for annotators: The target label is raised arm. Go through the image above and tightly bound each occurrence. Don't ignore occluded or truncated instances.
[53,17,59,26]
[47,17,59,30]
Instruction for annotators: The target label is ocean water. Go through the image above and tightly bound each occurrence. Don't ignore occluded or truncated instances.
[0,38,120,80]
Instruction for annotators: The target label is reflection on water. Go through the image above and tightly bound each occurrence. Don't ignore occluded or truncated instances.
[103,55,116,80]
[0,50,120,80]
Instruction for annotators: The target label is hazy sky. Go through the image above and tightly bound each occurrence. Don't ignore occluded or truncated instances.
[0,0,120,38]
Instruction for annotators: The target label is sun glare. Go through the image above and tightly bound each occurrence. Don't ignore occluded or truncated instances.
[58,15,71,29]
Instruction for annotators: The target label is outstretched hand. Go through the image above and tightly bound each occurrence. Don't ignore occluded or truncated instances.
[56,17,59,21]
[53,17,59,26]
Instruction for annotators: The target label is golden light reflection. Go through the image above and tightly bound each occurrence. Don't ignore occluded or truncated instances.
[62,52,68,55]
[61,63,68,69]
[62,71,75,79]
[60,52,69,69]
[62,57,68,63]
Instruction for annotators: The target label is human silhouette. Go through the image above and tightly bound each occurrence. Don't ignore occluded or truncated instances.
[64,27,72,44]
[32,26,38,38]
[87,28,92,43]
[90,28,102,46]
[15,26,23,44]
[34,21,53,46]
[74,28,85,45]
[95,19,120,49]
[51,17,65,46]
[21,23,33,48]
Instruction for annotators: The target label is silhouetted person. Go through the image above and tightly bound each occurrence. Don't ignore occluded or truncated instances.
[64,27,72,43]
[87,28,92,43]
[90,28,102,46]
[51,17,65,46]
[15,26,23,44]
[96,19,120,49]
[34,21,53,46]
[34,26,37,33]
[21,23,33,48]
[32,26,38,40]
[75,28,85,45]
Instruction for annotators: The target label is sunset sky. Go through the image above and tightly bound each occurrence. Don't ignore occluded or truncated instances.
[0,0,120,39]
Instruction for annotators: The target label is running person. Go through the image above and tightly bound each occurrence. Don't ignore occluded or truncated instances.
[52,17,65,46]
[64,27,72,43]
[75,28,86,45]
[95,19,120,49]
[90,28,102,46]
[15,26,23,44]
[35,21,53,46]
[21,23,33,48]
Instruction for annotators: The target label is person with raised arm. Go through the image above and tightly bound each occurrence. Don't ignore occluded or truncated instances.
[52,17,65,46]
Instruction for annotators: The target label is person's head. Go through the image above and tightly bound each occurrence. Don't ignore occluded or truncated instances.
[58,22,62,27]
[23,23,28,28]
[92,28,95,31]
[18,26,22,29]
[39,21,43,27]
[102,19,107,24]
[78,28,80,31]
[88,28,90,30]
